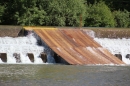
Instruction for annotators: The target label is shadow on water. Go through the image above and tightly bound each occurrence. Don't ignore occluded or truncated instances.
[0,64,130,86]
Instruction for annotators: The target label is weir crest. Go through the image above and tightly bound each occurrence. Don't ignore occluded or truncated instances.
[0,26,129,65]
[0,31,54,64]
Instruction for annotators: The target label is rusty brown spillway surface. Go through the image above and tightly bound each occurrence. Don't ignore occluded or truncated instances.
[25,27,124,65]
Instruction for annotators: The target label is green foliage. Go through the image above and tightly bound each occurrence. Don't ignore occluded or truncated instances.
[1,0,20,24]
[85,1,115,27]
[105,0,130,12]
[1,0,86,26]
[113,10,130,28]
[43,0,66,26]
[86,0,130,12]
[0,5,5,23]
[15,0,46,26]
[65,0,86,26]
[11,0,45,26]
[44,0,86,26]
[1,0,46,25]
[0,0,130,27]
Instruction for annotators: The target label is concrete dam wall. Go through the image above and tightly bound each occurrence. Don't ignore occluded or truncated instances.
[0,26,128,65]
[25,26,124,65]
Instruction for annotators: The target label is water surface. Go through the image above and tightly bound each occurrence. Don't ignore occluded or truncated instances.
[0,64,130,86]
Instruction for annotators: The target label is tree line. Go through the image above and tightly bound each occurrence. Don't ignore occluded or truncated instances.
[0,0,130,27]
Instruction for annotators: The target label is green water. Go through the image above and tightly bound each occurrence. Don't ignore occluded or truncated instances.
[0,64,130,86]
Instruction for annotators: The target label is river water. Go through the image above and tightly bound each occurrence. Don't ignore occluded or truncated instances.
[0,64,130,86]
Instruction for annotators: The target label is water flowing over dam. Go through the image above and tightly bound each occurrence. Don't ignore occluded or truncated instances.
[0,26,54,64]
[0,26,130,65]
[94,38,130,64]
[0,33,44,63]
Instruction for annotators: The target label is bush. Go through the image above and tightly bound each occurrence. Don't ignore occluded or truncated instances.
[44,0,86,26]
[0,5,5,23]
[113,10,130,28]
[84,1,115,27]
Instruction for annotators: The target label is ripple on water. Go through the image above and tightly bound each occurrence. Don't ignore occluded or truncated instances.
[0,64,130,86]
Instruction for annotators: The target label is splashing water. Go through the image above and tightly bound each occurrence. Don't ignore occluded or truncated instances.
[85,30,95,38]
[94,38,130,64]
[0,32,44,64]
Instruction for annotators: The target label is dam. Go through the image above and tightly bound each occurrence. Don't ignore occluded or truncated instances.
[0,26,130,65]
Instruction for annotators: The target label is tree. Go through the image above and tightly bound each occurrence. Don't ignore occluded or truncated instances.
[1,0,46,26]
[105,0,130,12]
[84,1,115,27]
[15,0,46,26]
[86,0,130,12]
[1,0,86,26]
[113,10,130,28]
[43,0,86,26]
[0,5,5,23]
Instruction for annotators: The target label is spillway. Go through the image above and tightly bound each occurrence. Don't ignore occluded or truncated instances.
[26,27,124,65]
[0,32,45,64]
[0,26,128,65]
[94,38,130,64]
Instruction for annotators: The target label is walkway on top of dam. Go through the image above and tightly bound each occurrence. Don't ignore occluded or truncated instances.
[24,27,124,65]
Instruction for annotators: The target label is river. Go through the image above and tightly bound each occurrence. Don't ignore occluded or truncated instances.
[0,64,130,86]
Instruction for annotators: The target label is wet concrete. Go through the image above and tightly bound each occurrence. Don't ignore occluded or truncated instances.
[0,64,130,86]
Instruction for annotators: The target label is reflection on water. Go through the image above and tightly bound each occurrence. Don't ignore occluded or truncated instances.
[0,64,130,86]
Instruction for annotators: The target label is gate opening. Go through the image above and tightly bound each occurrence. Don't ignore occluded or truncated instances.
[40,53,47,63]
[115,54,122,60]
[0,53,7,62]
[27,53,34,63]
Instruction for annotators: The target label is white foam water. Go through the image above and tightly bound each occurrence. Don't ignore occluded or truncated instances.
[0,33,44,64]
[85,30,95,38]
[94,38,130,64]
